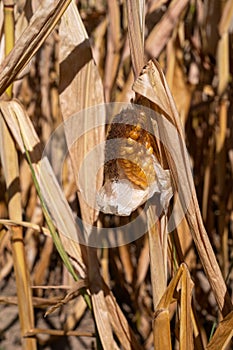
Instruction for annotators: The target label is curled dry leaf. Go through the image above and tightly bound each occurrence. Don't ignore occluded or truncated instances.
[133,58,232,316]
[45,278,88,316]
[0,0,72,95]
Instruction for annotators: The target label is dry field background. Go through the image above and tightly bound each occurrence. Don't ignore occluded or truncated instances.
[0,0,233,349]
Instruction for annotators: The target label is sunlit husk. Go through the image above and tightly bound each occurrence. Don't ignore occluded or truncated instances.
[97,106,173,216]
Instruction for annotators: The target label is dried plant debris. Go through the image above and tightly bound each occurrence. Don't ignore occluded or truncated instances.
[0,0,233,349]
[97,105,173,216]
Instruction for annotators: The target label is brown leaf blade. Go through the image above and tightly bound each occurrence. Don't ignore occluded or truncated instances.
[154,309,172,350]
[147,206,167,309]
[0,102,36,349]
[91,289,115,350]
[126,0,145,78]
[154,264,193,350]
[58,1,105,230]
[0,0,72,95]
[180,264,194,350]
[105,289,144,350]
[58,5,117,349]
[145,0,189,59]
[0,99,86,277]
[206,311,233,350]
[133,59,232,316]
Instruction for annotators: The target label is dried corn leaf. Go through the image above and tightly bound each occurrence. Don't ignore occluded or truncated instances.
[58,4,115,349]
[125,0,172,322]
[147,206,167,309]
[0,105,36,348]
[217,1,230,96]
[0,112,21,219]
[126,0,145,77]
[104,0,122,102]
[118,244,133,284]
[157,264,183,309]
[91,289,115,350]
[136,235,150,287]
[153,264,193,350]
[148,0,169,13]
[206,311,233,350]
[0,2,3,36]
[166,36,195,125]
[153,309,172,350]
[217,33,229,95]
[58,1,105,230]
[104,288,144,350]
[85,253,143,350]
[64,296,87,330]
[218,0,233,36]
[0,250,13,280]
[133,59,232,315]
[145,0,189,59]
[180,264,194,350]
[107,0,121,51]
[0,0,72,95]
[0,99,86,277]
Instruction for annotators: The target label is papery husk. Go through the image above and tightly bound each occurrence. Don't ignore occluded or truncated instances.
[97,159,172,216]
[97,104,173,216]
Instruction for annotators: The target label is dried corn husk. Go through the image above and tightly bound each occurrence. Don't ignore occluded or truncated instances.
[97,105,173,216]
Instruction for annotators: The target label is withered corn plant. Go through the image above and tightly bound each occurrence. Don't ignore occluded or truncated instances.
[0,1,233,350]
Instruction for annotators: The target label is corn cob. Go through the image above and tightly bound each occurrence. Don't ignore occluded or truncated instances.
[105,107,159,189]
